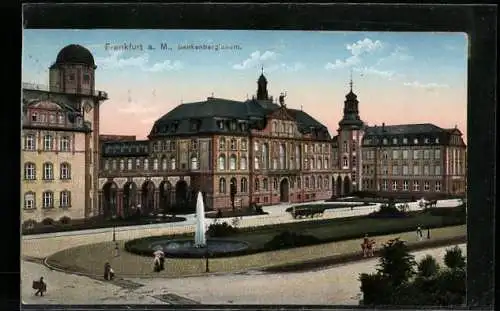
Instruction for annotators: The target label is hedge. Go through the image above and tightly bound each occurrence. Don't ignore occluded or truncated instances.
[285,203,374,213]
[22,215,187,235]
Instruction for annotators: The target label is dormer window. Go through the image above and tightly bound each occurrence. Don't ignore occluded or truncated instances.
[424,138,429,144]
[31,112,38,122]
[403,137,408,144]
[190,120,199,131]
[383,138,388,145]
[435,138,440,144]
[392,138,398,145]
[414,138,419,144]
[230,121,237,131]
[240,123,247,131]
[217,120,224,130]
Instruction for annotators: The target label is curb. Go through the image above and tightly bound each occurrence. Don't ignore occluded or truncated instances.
[41,235,466,280]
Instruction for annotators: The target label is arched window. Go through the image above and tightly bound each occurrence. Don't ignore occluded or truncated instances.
[254,178,260,191]
[279,144,286,169]
[43,162,53,180]
[24,162,36,180]
[310,157,315,170]
[127,159,133,170]
[153,158,159,170]
[119,159,125,170]
[42,191,54,208]
[263,178,269,191]
[229,155,237,170]
[170,157,176,170]
[272,121,277,132]
[104,160,110,170]
[305,177,310,188]
[219,178,226,193]
[135,158,141,169]
[24,192,36,209]
[219,138,226,150]
[254,156,260,169]
[240,156,247,170]
[191,156,199,170]
[241,139,248,150]
[112,160,117,170]
[273,178,278,190]
[60,191,71,208]
[273,158,278,169]
[24,134,36,151]
[240,178,248,193]
[311,176,316,189]
[162,157,167,170]
[143,159,149,170]
[60,162,71,179]
[218,155,226,170]
[318,176,322,189]
[304,158,309,170]
[324,158,329,169]
[297,177,302,189]
[317,158,322,170]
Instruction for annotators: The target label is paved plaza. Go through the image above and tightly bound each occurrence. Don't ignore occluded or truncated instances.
[22,244,466,305]
[21,198,464,305]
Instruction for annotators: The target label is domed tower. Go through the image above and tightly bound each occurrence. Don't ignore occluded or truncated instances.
[256,66,269,101]
[337,74,365,192]
[49,44,97,96]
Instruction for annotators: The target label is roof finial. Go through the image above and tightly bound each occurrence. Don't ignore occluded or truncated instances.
[349,68,353,92]
[261,65,264,75]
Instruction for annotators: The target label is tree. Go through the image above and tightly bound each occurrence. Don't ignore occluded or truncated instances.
[376,238,417,286]
[417,255,441,278]
[444,246,466,270]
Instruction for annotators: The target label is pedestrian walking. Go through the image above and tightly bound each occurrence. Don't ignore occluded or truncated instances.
[427,227,431,239]
[153,255,161,272]
[416,226,423,241]
[33,277,46,296]
[104,262,113,280]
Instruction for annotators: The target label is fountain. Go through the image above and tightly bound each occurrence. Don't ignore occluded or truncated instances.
[194,192,206,247]
[146,191,249,258]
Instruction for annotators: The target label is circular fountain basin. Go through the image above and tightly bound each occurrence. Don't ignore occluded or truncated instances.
[149,238,250,258]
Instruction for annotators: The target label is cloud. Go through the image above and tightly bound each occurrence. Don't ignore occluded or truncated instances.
[325,38,383,70]
[95,51,183,72]
[346,38,384,56]
[403,81,450,90]
[233,50,278,70]
[376,45,413,66]
[116,100,161,115]
[267,62,305,72]
[353,66,397,79]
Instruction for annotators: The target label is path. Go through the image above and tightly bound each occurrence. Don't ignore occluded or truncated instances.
[22,244,466,305]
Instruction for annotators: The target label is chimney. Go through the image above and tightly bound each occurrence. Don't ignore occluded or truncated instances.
[382,122,386,132]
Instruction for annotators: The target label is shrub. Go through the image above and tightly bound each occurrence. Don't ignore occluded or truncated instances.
[443,246,466,270]
[22,219,37,230]
[359,273,392,305]
[41,217,55,226]
[206,222,238,237]
[417,255,441,278]
[264,230,320,250]
[369,203,408,218]
[59,216,71,225]
[376,238,416,286]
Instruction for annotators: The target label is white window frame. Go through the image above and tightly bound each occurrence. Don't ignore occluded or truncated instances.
[392,181,398,190]
[191,156,199,170]
[24,192,36,209]
[59,136,70,152]
[413,181,420,191]
[162,158,167,170]
[24,163,36,180]
[60,191,71,208]
[403,180,409,191]
[435,181,441,192]
[60,163,71,179]
[24,135,36,151]
[43,191,54,208]
[43,135,53,151]
[43,163,53,180]
[240,156,247,170]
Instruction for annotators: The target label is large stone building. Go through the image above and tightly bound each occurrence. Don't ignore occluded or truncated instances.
[21,44,108,223]
[98,72,357,217]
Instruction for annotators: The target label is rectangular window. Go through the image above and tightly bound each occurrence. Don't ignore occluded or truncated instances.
[424,165,430,175]
[392,165,399,175]
[413,165,420,175]
[424,181,430,191]
[435,181,441,192]
[402,150,408,159]
[435,149,441,159]
[24,135,35,151]
[403,180,409,191]
[403,165,409,175]
[60,191,71,207]
[435,165,441,175]
[382,180,388,191]
[413,181,420,191]
[392,150,399,159]
[43,192,53,208]
[424,150,430,159]
[43,135,53,151]
[413,150,419,160]
[59,136,70,152]
[24,193,35,209]
[392,181,398,191]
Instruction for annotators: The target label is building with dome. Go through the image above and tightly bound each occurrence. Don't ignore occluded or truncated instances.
[22,44,108,224]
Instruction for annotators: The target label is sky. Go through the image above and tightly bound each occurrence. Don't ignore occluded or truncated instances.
[22,29,468,140]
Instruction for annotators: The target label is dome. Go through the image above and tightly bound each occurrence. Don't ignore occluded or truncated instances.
[345,90,358,101]
[54,44,96,67]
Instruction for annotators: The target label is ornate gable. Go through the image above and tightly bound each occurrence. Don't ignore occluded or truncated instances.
[267,106,295,121]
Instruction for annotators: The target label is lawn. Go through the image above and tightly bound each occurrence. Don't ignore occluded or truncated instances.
[126,208,465,257]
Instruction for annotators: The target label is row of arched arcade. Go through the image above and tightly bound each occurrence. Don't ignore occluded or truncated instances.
[98,178,196,218]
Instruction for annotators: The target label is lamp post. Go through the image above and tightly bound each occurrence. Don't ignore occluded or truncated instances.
[205,247,210,273]
[111,214,116,242]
